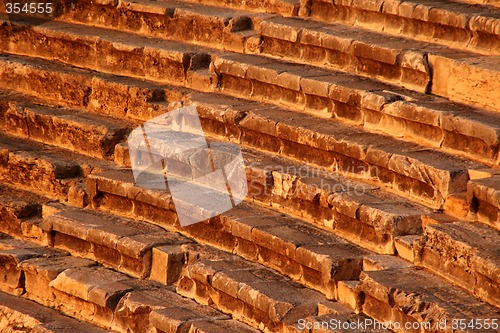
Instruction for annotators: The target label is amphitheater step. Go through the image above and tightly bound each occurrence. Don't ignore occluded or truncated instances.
[0,233,67,296]
[253,16,500,110]
[415,218,500,308]
[2,48,500,168]
[0,183,49,239]
[0,290,111,333]
[358,259,500,333]
[0,132,115,201]
[0,15,212,84]
[468,175,500,229]
[177,0,299,16]
[0,54,187,121]
[19,0,500,112]
[49,0,439,93]
[192,96,483,207]
[206,57,500,165]
[300,0,500,56]
[176,249,379,333]
[20,252,258,332]
[0,229,261,332]
[115,139,430,254]
[0,90,135,159]
[2,16,500,146]
[57,0,257,53]
[87,168,374,297]
[41,204,193,279]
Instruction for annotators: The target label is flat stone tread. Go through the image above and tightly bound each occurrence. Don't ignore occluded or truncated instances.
[0,183,49,215]
[133,0,257,18]
[238,104,482,172]
[260,15,499,57]
[3,15,500,148]
[4,236,238,331]
[360,266,500,320]
[213,54,500,146]
[455,0,500,8]
[44,206,189,258]
[0,233,64,259]
[327,0,500,27]
[427,221,500,268]
[0,132,116,177]
[0,290,112,333]
[0,89,137,132]
[237,143,432,209]
[118,287,232,326]
[185,320,261,333]
[384,0,500,21]
[0,52,178,94]
[222,201,371,253]
[90,165,427,243]
[89,168,372,250]
[183,253,334,311]
[3,14,213,57]
[469,175,500,207]
[178,0,299,15]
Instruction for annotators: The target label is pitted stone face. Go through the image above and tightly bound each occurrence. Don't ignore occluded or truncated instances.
[128,105,248,227]
[2,0,77,28]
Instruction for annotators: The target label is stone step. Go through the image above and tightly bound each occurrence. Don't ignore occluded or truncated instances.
[178,0,299,16]
[87,168,376,297]
[176,249,383,333]
[4,55,500,170]
[191,95,482,207]
[2,27,500,164]
[0,189,390,331]
[0,90,135,160]
[115,286,260,333]
[207,57,500,165]
[456,0,500,8]
[0,132,114,202]
[41,204,192,279]
[0,290,111,333]
[115,138,430,254]
[56,0,257,53]
[51,0,500,112]
[0,230,261,332]
[299,0,500,56]
[22,249,257,332]
[0,15,212,84]
[253,16,500,109]
[414,218,500,308]
[468,174,500,229]
[1,57,486,207]
[0,54,188,121]
[358,258,500,333]
[0,183,49,240]
[0,233,68,296]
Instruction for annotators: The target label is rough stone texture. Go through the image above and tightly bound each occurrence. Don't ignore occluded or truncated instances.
[0,93,133,160]
[0,234,64,296]
[0,0,499,332]
[418,221,500,308]
[88,168,371,297]
[0,291,110,333]
[0,184,47,239]
[19,256,97,307]
[176,253,328,332]
[468,176,500,229]
[303,0,500,55]
[42,207,187,278]
[359,266,500,333]
[113,286,229,333]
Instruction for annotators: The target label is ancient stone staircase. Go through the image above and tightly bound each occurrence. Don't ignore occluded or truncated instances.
[0,0,499,332]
